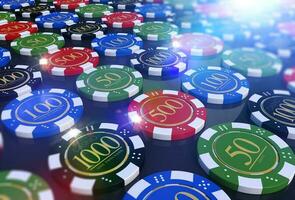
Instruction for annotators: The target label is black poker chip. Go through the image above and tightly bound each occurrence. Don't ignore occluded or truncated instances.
[61,22,108,41]
[15,4,55,19]
[110,0,142,11]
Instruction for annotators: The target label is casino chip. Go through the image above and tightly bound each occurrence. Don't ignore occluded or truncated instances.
[0,0,35,10]
[75,4,113,18]
[123,170,231,200]
[278,21,295,36]
[254,32,295,59]
[0,65,42,101]
[48,122,145,195]
[182,66,249,105]
[11,32,65,57]
[0,11,16,23]
[134,3,173,19]
[61,22,107,40]
[35,12,79,29]
[102,12,143,28]
[41,47,99,76]
[0,170,54,200]
[134,21,178,41]
[1,88,83,139]
[172,33,224,57]
[128,90,207,140]
[54,0,89,10]
[284,67,295,93]
[130,47,187,77]
[111,0,142,11]
[248,90,295,140]
[91,33,143,56]
[0,21,38,41]
[222,48,283,77]
[76,65,143,102]
[15,4,55,18]
[198,122,295,194]
[0,47,11,68]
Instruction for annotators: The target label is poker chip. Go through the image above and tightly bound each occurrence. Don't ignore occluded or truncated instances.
[0,65,42,101]
[61,22,107,40]
[172,33,224,57]
[248,89,295,140]
[254,32,295,59]
[198,122,295,194]
[111,0,142,11]
[1,88,83,139]
[0,21,38,41]
[76,65,143,102]
[54,0,89,10]
[284,67,295,93]
[35,12,79,29]
[102,12,143,28]
[0,170,54,200]
[91,33,143,56]
[128,90,207,141]
[123,170,231,200]
[75,4,113,18]
[130,47,187,77]
[222,48,283,77]
[48,122,145,195]
[11,32,65,57]
[182,66,249,105]
[0,11,16,24]
[134,3,173,19]
[15,4,55,18]
[0,47,11,68]
[134,21,178,41]
[41,47,99,76]
[0,0,35,10]
[175,14,205,31]
[277,21,295,36]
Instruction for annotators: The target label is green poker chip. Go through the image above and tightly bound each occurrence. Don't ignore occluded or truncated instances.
[0,170,54,200]
[222,47,283,77]
[197,122,295,195]
[11,32,65,57]
[76,65,143,102]
[134,21,179,41]
[0,11,16,23]
[75,4,113,19]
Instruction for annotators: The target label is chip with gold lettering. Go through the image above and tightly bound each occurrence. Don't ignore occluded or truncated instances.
[41,47,99,76]
[248,90,295,140]
[0,65,42,101]
[128,90,207,140]
[0,170,54,200]
[0,11,16,24]
[35,11,79,29]
[284,67,295,93]
[76,65,143,102]
[11,32,65,57]
[48,122,145,195]
[15,4,55,19]
[75,4,113,18]
[123,170,231,200]
[197,122,295,194]
[0,21,38,41]
[1,88,84,138]
[54,0,89,10]
[102,12,143,28]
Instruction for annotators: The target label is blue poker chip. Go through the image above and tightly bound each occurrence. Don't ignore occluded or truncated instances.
[254,32,295,59]
[91,33,143,57]
[135,3,172,19]
[1,88,84,139]
[123,170,231,200]
[182,66,250,105]
[35,12,79,29]
[130,47,187,77]
[0,47,11,68]
[0,0,35,10]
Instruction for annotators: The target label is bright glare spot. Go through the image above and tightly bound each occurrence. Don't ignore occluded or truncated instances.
[63,128,81,140]
[39,58,48,65]
[130,114,142,123]
[172,41,181,48]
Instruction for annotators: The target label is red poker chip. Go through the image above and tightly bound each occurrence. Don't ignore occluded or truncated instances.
[41,47,99,76]
[102,12,144,28]
[53,0,89,10]
[128,90,207,141]
[173,33,224,57]
[278,21,295,37]
[0,21,38,41]
[284,67,295,93]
